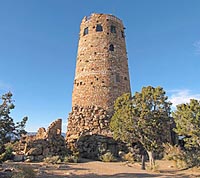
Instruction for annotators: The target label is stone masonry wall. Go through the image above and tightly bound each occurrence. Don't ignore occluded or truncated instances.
[72,13,131,110]
[66,105,112,144]
[14,119,66,162]
[66,105,119,159]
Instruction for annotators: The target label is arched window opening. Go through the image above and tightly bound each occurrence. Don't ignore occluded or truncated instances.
[109,44,114,51]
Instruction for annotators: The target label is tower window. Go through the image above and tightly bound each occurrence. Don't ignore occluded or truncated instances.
[115,74,120,83]
[96,24,103,32]
[83,27,88,36]
[109,44,114,51]
[111,25,116,33]
[121,31,125,38]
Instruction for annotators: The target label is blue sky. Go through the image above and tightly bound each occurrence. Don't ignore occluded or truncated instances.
[0,0,200,132]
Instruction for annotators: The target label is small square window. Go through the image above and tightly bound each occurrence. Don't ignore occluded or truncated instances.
[83,27,88,36]
[96,24,103,32]
[111,25,116,33]
[109,44,114,51]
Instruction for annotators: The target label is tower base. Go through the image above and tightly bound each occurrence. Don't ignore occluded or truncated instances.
[66,105,118,159]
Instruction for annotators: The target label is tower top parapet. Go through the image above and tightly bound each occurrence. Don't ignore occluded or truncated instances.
[82,13,123,25]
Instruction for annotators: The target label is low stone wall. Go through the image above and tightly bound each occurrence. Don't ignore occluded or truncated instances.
[14,119,66,162]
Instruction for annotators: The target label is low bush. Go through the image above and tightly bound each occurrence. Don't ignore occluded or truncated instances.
[122,152,134,163]
[163,143,187,169]
[63,155,79,163]
[43,155,61,164]
[0,143,13,162]
[146,162,160,172]
[100,152,116,162]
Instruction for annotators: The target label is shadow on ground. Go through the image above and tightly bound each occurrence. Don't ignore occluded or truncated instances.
[37,172,195,178]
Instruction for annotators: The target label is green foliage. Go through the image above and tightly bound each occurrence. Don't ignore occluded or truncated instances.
[184,150,200,168]
[100,152,116,162]
[63,155,79,163]
[163,143,187,169]
[12,166,36,178]
[173,99,200,149]
[0,92,28,155]
[110,93,134,143]
[62,148,80,163]
[0,143,13,162]
[110,86,172,169]
[43,155,61,164]
[163,143,200,169]
[122,152,135,163]
[131,86,172,152]
[173,99,200,167]
[146,161,160,172]
[163,143,183,161]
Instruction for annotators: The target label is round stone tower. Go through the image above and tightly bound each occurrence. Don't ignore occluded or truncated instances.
[66,13,131,157]
[72,13,131,110]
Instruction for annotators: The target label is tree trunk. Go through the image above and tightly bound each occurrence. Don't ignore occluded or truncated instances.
[141,153,145,170]
[147,151,155,169]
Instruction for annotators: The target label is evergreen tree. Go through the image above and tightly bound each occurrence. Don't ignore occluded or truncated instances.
[0,92,27,154]
[173,99,200,167]
[110,86,172,169]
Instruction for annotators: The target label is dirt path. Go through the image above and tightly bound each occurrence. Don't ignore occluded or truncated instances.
[61,161,199,178]
[2,160,200,178]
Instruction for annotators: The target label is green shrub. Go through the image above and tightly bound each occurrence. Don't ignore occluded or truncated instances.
[100,152,115,162]
[43,155,61,164]
[63,155,79,163]
[0,144,13,162]
[163,143,183,161]
[184,150,200,168]
[163,143,187,169]
[122,152,134,163]
[146,161,160,172]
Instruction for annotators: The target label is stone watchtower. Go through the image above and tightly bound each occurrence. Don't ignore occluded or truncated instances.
[66,13,131,157]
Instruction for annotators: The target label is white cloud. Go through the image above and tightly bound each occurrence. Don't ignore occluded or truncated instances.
[168,89,200,108]
[193,40,200,55]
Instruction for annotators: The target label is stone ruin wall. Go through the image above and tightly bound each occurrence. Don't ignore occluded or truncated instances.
[14,119,66,162]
